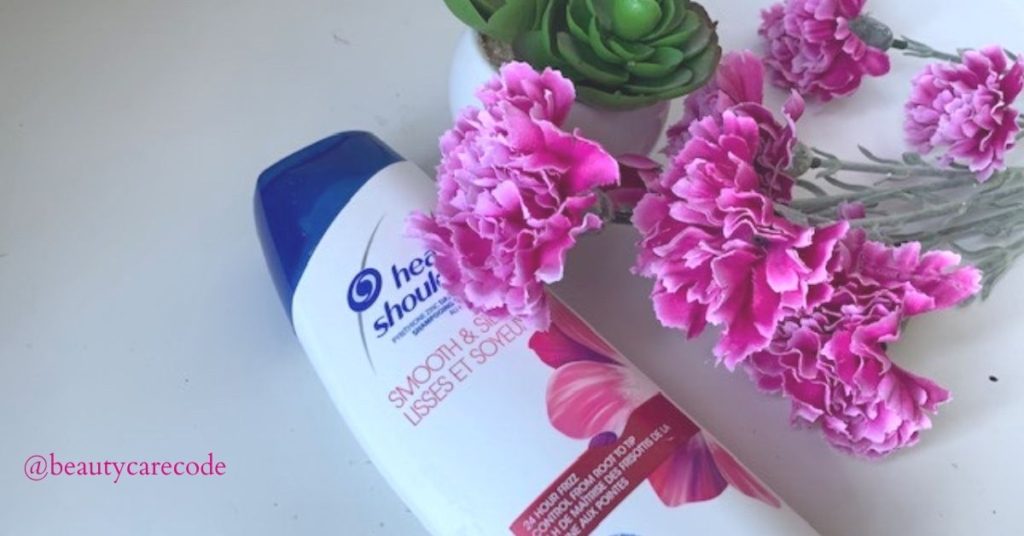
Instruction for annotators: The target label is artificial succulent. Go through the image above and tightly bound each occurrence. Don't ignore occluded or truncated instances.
[516,0,721,109]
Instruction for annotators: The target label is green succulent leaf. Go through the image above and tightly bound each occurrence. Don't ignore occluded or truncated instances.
[674,6,700,34]
[625,47,684,78]
[472,0,506,18]
[647,0,679,38]
[648,5,695,46]
[514,1,564,72]
[590,0,614,31]
[607,37,654,61]
[445,0,548,43]
[445,0,489,29]
[516,32,558,69]
[646,28,687,48]
[678,15,714,60]
[488,2,544,41]
[513,0,721,109]
[623,64,693,93]
[587,18,621,63]
[556,32,629,86]
[566,1,591,42]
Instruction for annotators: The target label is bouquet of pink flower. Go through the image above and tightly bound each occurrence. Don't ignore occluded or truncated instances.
[413,0,1024,459]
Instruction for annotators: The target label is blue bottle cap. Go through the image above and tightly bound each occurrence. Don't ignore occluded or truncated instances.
[254,131,403,318]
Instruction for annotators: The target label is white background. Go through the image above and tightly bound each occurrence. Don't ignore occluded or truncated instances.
[2,0,1023,534]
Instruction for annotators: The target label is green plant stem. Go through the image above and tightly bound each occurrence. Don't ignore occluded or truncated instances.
[821,159,969,179]
[791,173,977,214]
[896,202,1024,244]
[890,38,962,63]
[850,16,963,62]
[596,190,635,226]
[790,150,1024,296]
[850,182,1024,233]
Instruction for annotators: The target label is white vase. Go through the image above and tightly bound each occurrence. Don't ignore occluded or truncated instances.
[448,29,670,157]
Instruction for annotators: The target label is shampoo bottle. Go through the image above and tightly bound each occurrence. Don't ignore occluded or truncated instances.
[255,131,819,536]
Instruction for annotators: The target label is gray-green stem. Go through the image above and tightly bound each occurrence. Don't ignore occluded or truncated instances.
[792,150,1024,297]
[890,37,962,63]
[849,16,962,62]
[791,152,981,214]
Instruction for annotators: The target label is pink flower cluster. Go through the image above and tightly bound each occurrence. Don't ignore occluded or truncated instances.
[637,109,847,368]
[646,52,844,367]
[905,46,1024,182]
[759,0,890,101]
[748,231,981,458]
[409,63,619,328]
[637,52,982,457]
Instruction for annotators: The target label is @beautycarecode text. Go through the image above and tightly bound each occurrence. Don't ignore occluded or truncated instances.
[24,452,226,483]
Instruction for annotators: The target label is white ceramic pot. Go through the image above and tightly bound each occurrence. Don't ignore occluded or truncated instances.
[448,29,670,157]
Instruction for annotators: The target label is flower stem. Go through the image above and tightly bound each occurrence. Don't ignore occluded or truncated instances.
[899,202,1024,246]
[954,234,1024,299]
[852,181,1024,233]
[819,158,969,179]
[890,37,962,63]
[790,149,1024,296]
[849,16,962,62]
[792,154,981,214]
[595,190,635,226]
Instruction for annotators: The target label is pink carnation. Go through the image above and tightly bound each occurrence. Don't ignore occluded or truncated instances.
[664,51,767,158]
[759,0,891,101]
[635,107,847,368]
[665,52,802,203]
[409,63,619,328]
[905,46,1024,182]
[477,62,576,125]
[747,230,982,458]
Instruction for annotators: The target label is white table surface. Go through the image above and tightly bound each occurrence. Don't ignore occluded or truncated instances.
[2,0,1023,535]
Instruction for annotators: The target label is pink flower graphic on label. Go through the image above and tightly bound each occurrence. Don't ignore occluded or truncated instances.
[648,433,780,507]
[531,300,781,509]
[546,360,659,440]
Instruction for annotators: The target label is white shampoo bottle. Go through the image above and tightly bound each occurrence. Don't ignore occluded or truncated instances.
[254,131,819,536]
